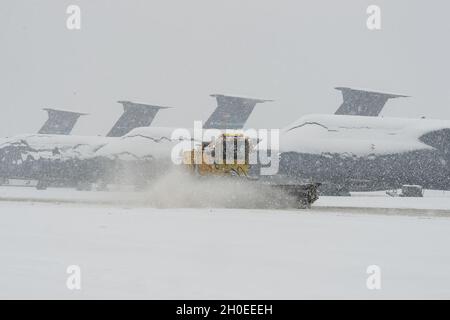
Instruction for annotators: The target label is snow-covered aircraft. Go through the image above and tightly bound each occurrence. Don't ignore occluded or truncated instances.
[91,87,450,196]
[0,100,169,188]
[272,114,450,195]
[0,95,269,189]
[0,87,410,191]
[82,87,407,188]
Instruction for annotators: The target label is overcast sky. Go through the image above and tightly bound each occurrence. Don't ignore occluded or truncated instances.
[0,0,449,137]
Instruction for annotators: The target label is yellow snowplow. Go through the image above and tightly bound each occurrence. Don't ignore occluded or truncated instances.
[183,133,251,177]
[182,133,320,208]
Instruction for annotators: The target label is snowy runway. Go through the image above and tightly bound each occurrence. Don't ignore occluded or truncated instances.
[1,189,450,299]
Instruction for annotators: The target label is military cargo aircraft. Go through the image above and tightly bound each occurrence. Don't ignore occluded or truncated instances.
[0,87,411,192]
[0,100,169,189]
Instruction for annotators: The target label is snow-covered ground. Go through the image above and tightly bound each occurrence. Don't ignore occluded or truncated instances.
[1,185,450,214]
[316,190,450,214]
[0,186,450,299]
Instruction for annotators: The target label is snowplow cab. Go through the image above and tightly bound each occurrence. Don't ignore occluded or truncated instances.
[183,133,252,177]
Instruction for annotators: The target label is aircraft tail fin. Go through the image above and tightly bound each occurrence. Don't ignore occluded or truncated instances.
[334,87,408,117]
[38,108,87,135]
[106,101,170,137]
[204,94,272,129]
